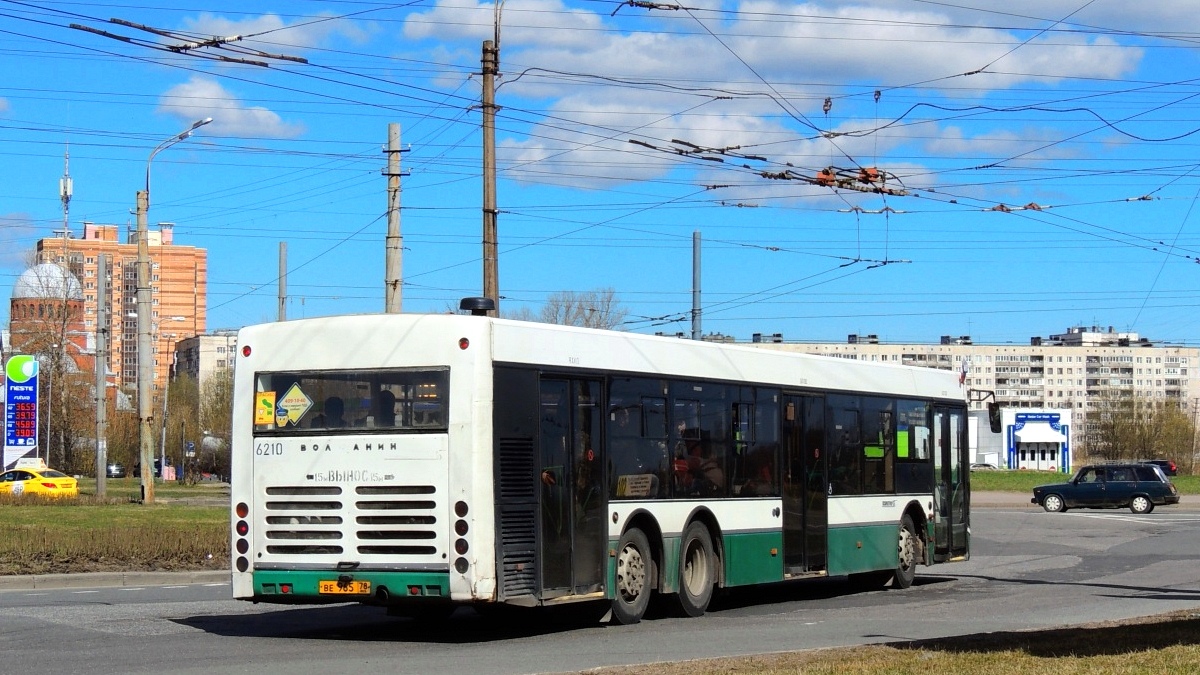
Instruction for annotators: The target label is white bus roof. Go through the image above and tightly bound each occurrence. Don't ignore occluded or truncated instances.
[237,313,963,402]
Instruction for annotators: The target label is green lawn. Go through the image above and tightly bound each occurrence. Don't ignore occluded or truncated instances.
[1,480,229,575]
[970,468,1199,495]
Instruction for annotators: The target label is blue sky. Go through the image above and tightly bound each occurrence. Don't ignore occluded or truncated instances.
[3,0,1200,345]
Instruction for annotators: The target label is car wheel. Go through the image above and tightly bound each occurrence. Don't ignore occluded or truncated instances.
[1042,494,1065,513]
[611,527,652,625]
[1130,495,1153,514]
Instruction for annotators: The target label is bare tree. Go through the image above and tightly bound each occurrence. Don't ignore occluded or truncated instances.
[9,258,92,471]
[1084,390,1194,465]
[537,288,628,330]
[200,368,234,479]
[502,305,537,322]
[164,373,200,481]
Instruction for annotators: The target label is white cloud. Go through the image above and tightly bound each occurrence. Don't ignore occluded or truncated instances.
[401,1,1159,191]
[180,12,372,51]
[158,76,305,138]
[0,98,8,114]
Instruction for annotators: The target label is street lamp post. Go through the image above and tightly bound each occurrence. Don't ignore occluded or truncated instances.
[159,332,178,480]
[137,117,211,505]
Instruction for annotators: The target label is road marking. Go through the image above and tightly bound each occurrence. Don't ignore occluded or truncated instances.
[120,587,145,591]
[1061,512,1200,524]
[72,590,99,594]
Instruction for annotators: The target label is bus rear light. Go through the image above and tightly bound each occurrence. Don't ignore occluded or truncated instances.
[458,337,469,350]
[281,584,291,594]
[454,557,469,574]
[455,539,469,555]
[455,520,468,536]
[236,502,249,518]
[454,501,468,517]
[236,520,249,536]
[409,585,420,596]
[236,539,249,554]
[236,556,249,573]
[242,345,252,357]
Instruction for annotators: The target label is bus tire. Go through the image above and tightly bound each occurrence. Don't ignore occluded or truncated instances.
[674,522,716,617]
[612,527,652,625]
[892,514,918,589]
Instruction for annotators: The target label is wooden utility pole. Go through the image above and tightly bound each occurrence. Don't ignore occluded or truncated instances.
[482,40,499,316]
[384,123,404,313]
[692,231,701,340]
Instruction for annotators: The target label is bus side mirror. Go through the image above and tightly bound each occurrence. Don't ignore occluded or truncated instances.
[987,402,1001,433]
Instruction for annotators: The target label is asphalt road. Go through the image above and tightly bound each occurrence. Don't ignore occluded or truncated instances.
[2,502,1199,675]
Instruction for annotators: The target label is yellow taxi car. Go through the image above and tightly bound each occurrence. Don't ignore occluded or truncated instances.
[1,460,78,498]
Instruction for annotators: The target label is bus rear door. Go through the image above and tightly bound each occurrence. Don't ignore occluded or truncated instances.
[782,394,826,574]
[538,377,606,598]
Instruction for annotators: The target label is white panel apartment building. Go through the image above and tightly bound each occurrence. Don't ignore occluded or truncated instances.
[748,325,1199,457]
[174,330,238,389]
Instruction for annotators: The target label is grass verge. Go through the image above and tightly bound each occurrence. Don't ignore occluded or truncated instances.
[0,496,228,575]
[585,610,1200,675]
[970,469,1198,495]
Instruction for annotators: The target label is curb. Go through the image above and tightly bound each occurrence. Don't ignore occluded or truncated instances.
[0,570,229,592]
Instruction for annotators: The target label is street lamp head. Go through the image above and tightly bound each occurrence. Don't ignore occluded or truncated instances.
[193,117,214,130]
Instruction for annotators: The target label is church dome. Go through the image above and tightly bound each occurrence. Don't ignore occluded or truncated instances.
[12,263,83,301]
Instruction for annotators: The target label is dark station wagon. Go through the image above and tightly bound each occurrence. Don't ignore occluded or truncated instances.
[1032,463,1180,514]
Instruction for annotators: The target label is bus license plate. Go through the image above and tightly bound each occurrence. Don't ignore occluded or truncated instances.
[319,580,371,595]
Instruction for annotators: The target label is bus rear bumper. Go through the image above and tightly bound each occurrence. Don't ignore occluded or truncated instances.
[246,569,450,605]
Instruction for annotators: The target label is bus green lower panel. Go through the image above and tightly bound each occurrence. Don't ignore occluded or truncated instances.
[722,531,784,587]
[827,523,896,575]
[253,570,449,601]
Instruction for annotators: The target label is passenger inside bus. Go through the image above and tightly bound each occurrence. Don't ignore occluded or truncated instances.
[741,457,775,496]
[312,396,347,428]
[375,390,396,427]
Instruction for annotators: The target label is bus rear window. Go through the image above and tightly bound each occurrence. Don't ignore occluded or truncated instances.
[253,368,449,433]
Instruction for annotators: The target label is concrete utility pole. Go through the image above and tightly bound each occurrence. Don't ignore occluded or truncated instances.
[692,231,702,340]
[136,117,211,505]
[94,254,108,498]
[481,40,499,316]
[278,242,287,321]
[384,123,404,313]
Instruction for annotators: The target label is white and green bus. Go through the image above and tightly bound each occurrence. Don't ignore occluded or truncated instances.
[230,307,969,623]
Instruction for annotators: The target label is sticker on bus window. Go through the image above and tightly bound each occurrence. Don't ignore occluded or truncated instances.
[277,384,313,427]
[255,392,277,426]
[616,474,656,498]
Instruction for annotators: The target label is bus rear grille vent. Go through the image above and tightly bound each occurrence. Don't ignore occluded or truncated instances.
[357,485,435,495]
[497,437,536,503]
[266,486,342,495]
[266,545,344,555]
[498,505,537,597]
[262,485,440,559]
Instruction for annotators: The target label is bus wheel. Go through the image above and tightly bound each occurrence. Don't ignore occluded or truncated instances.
[612,527,652,624]
[674,522,715,617]
[892,514,918,589]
